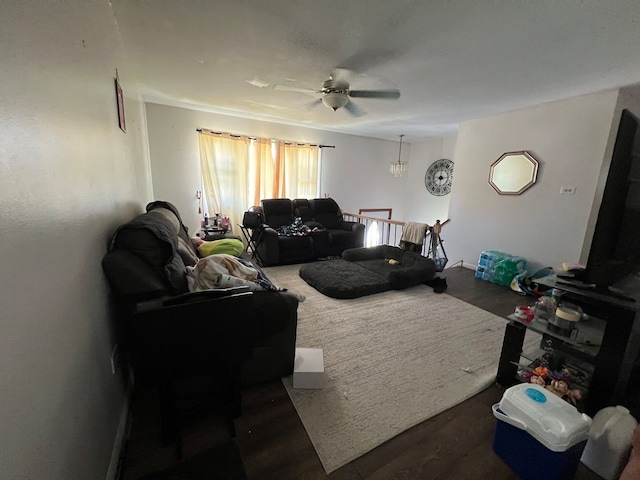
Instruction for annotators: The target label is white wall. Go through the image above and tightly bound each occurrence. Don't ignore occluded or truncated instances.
[0,1,151,479]
[445,90,620,272]
[403,136,457,225]
[145,103,422,233]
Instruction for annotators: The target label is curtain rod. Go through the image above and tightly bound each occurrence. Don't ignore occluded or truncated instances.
[196,128,335,148]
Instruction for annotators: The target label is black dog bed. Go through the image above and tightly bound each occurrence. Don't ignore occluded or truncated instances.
[299,259,391,299]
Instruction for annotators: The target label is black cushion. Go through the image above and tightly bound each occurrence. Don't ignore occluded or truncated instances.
[344,246,436,289]
[299,259,391,299]
[293,198,313,222]
[310,198,342,229]
[109,210,189,295]
[261,198,295,229]
[276,235,314,263]
[343,245,398,262]
[299,246,437,298]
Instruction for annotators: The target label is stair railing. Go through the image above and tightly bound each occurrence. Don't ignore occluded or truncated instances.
[342,211,449,258]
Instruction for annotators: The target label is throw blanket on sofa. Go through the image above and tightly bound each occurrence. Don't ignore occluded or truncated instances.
[187,254,279,292]
[276,217,315,236]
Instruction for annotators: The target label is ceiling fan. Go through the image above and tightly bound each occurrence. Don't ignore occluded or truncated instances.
[275,69,400,116]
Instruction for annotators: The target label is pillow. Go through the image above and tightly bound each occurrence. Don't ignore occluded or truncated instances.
[198,238,244,257]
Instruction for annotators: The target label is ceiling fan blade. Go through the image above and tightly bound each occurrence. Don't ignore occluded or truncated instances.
[274,85,319,96]
[349,89,400,99]
[344,100,365,117]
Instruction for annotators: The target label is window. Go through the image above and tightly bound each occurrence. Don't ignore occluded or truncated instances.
[199,131,319,231]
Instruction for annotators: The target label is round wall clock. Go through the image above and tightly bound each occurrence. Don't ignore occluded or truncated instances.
[425,159,454,196]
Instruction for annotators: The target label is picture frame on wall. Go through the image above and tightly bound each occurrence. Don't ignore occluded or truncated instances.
[115,78,126,132]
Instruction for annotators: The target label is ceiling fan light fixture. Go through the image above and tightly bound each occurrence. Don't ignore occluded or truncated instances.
[322,92,349,111]
[390,134,407,177]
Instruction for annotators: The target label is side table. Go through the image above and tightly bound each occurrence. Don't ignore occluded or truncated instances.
[200,226,242,242]
[238,224,264,266]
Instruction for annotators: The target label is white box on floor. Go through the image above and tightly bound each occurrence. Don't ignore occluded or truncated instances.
[293,348,324,389]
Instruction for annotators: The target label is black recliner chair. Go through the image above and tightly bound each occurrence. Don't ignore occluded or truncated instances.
[309,198,365,256]
[258,198,316,265]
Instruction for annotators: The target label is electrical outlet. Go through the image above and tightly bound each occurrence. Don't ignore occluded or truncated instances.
[560,186,576,195]
[110,344,119,375]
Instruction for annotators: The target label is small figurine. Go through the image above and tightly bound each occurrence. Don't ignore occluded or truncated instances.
[533,366,549,379]
[546,379,569,397]
[564,388,582,406]
[528,375,546,386]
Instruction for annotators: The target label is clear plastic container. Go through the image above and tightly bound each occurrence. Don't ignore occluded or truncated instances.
[580,405,638,480]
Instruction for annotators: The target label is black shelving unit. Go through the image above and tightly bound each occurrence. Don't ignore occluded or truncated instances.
[496,274,640,417]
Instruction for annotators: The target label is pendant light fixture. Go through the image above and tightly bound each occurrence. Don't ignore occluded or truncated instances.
[390,134,406,177]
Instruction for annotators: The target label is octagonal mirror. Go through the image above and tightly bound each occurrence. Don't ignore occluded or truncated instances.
[489,151,539,195]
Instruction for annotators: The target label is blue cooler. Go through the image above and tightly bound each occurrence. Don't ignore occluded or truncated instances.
[492,384,592,480]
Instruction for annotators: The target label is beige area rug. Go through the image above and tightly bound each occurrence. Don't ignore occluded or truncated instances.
[263,263,538,474]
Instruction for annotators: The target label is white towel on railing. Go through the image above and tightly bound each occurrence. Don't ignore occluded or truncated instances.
[400,222,429,245]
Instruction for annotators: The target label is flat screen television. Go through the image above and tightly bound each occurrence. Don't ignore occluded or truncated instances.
[571,109,640,301]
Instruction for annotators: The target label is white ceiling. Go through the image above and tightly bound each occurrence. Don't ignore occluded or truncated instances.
[110,0,640,142]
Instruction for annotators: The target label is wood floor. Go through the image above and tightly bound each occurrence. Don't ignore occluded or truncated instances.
[119,266,603,480]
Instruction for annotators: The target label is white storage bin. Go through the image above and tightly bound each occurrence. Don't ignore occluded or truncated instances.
[293,348,324,389]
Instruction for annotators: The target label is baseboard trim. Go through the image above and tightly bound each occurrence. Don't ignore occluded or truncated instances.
[444,260,476,271]
[106,381,133,480]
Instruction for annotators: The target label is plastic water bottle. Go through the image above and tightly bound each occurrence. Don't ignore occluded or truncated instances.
[581,406,638,480]
[512,256,527,272]
[482,268,494,282]
[492,264,510,286]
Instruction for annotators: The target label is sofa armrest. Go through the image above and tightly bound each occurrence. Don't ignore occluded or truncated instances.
[255,226,280,265]
[242,290,298,385]
[131,292,256,382]
[165,287,251,305]
[340,220,365,233]
[131,289,299,385]
[257,226,277,236]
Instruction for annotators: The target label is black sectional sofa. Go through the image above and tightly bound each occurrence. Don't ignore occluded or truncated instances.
[101,201,299,450]
[254,197,365,266]
[102,200,299,387]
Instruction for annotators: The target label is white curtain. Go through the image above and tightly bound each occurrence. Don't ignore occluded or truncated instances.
[281,142,319,199]
[199,131,320,234]
[199,132,250,235]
